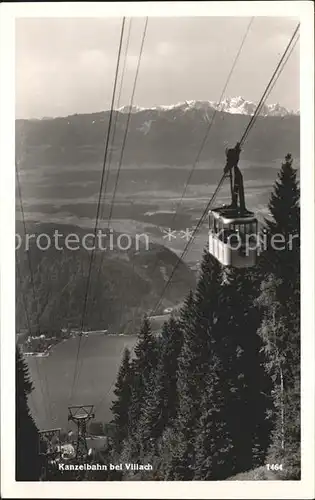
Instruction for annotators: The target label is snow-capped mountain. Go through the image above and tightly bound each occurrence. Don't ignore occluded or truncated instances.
[116,97,298,117]
[117,105,145,114]
[215,97,297,117]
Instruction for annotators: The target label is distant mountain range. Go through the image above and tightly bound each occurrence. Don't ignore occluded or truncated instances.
[117,96,299,118]
[16,96,300,167]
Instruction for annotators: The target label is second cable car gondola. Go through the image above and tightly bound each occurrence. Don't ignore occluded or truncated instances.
[208,142,258,268]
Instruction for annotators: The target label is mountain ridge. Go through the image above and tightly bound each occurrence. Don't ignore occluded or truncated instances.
[21,96,299,122]
[15,221,196,333]
[16,97,300,166]
[117,96,298,117]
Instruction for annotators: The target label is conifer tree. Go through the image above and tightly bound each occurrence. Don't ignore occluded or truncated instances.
[258,276,300,477]
[171,251,223,479]
[281,370,301,479]
[130,315,158,421]
[159,251,272,480]
[266,153,300,244]
[178,289,195,329]
[133,314,158,382]
[111,347,132,451]
[258,154,300,477]
[194,355,233,480]
[16,346,42,480]
[124,315,158,461]
[140,316,183,452]
[220,268,274,474]
[263,153,300,314]
[156,316,183,425]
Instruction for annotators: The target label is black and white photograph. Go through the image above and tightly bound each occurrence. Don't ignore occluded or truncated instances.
[0,1,314,498]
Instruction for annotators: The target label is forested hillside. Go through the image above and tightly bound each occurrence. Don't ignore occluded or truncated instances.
[107,154,300,481]
[17,155,300,481]
[15,223,195,334]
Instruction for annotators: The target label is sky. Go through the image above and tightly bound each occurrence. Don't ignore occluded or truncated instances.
[15,16,300,119]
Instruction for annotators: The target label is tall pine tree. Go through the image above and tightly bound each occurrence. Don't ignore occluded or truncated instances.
[219,268,274,474]
[170,251,223,480]
[194,354,233,480]
[16,346,42,480]
[258,154,300,478]
[110,347,132,451]
[258,276,300,478]
[124,315,158,464]
[140,316,183,454]
[170,255,272,479]
[263,153,300,315]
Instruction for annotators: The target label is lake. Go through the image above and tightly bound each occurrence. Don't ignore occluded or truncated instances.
[26,333,138,431]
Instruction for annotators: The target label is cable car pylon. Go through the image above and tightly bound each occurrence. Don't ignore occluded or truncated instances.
[68,405,95,461]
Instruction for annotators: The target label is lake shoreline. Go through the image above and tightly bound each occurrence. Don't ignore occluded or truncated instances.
[26,333,139,430]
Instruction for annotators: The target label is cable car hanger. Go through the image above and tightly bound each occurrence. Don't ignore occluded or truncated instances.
[208,143,258,268]
[223,142,251,217]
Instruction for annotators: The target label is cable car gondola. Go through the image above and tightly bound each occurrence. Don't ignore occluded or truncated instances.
[208,143,258,268]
